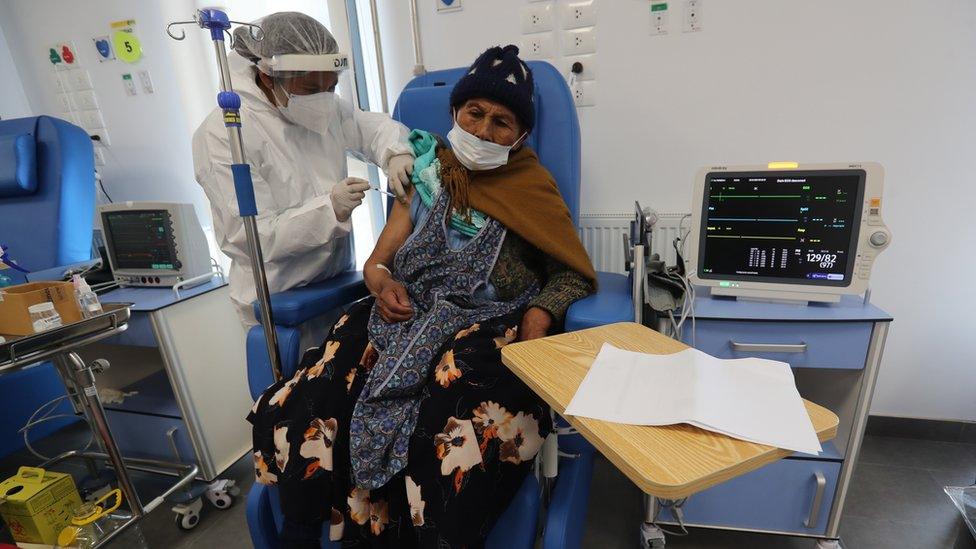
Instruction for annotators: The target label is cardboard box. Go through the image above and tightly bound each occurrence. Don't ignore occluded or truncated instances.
[0,281,82,336]
[0,467,82,545]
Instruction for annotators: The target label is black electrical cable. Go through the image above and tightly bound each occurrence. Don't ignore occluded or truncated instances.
[97,171,114,203]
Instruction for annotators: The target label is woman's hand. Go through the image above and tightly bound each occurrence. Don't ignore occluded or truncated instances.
[518,307,552,341]
[376,278,414,323]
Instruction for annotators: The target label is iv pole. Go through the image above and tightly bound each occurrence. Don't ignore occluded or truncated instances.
[167,10,283,382]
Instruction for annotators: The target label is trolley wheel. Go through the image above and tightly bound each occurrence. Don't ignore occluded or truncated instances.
[175,511,200,531]
[211,494,233,510]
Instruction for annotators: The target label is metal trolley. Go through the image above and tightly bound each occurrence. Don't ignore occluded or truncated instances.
[1,304,199,547]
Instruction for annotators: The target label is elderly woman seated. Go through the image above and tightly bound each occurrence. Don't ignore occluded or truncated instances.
[249,45,596,548]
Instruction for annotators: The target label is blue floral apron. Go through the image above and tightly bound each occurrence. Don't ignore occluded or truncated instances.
[350,191,537,489]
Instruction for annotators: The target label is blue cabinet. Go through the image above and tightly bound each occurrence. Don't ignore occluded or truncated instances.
[658,457,841,535]
[663,292,892,541]
[689,320,872,370]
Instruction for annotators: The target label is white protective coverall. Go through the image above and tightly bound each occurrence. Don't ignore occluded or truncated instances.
[192,54,410,326]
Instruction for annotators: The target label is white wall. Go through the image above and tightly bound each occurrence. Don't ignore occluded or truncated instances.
[0,15,32,120]
[0,0,212,223]
[377,0,976,422]
[0,0,344,271]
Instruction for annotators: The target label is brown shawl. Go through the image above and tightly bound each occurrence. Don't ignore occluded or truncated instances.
[436,146,597,288]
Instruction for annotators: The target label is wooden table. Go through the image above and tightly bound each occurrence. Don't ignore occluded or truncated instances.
[501,322,839,500]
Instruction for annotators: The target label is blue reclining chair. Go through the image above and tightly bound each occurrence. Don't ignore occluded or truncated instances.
[0,115,96,457]
[246,61,626,549]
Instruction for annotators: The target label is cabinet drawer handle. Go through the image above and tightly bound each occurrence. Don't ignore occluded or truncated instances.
[804,471,827,528]
[729,341,808,353]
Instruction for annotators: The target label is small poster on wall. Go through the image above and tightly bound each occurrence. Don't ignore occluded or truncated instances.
[92,35,115,62]
[110,18,142,64]
[48,42,79,71]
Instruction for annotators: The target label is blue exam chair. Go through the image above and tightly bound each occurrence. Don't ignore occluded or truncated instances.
[0,115,96,457]
[246,61,630,548]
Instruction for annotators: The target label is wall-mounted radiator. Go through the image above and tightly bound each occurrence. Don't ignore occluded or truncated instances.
[578,212,690,274]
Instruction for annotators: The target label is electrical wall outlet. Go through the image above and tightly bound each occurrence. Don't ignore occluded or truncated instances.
[561,1,597,29]
[571,81,596,107]
[563,54,597,81]
[89,129,110,147]
[650,1,669,35]
[520,3,554,34]
[684,0,702,32]
[72,90,99,110]
[56,93,71,112]
[563,28,596,55]
[67,70,93,91]
[80,109,105,131]
[138,70,154,94]
[520,33,555,59]
[52,74,67,93]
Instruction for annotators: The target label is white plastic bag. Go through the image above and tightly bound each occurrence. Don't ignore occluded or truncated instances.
[945,485,976,539]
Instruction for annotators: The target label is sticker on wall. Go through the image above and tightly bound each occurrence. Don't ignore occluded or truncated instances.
[436,0,462,13]
[110,19,143,64]
[49,42,79,70]
[92,35,115,62]
[113,30,142,63]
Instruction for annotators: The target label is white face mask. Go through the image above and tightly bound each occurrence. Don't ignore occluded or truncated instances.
[446,115,526,171]
[275,86,339,134]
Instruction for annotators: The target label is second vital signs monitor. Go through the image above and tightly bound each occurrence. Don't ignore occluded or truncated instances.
[686,162,891,303]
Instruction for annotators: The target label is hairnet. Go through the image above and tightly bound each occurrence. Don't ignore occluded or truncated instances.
[232,12,339,74]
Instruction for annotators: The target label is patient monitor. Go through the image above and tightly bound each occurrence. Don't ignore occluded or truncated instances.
[98,202,212,288]
[685,162,891,303]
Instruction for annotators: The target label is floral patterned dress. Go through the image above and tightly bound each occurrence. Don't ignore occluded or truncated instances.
[248,192,552,548]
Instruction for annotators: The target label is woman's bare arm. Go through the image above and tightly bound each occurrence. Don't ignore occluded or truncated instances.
[364,195,413,294]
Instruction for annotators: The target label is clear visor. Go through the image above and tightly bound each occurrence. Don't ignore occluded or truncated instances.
[258,53,350,77]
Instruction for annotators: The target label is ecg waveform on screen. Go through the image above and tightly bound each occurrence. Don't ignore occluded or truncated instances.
[700,174,859,282]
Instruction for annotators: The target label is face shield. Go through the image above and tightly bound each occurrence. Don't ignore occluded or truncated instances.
[231,12,355,131]
[258,53,353,133]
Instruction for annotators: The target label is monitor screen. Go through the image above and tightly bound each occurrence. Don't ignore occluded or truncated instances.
[103,210,180,271]
[696,170,865,286]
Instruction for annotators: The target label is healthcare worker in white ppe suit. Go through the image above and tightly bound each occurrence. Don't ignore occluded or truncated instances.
[192,12,413,328]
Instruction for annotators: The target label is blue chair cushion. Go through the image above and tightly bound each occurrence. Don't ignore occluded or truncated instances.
[253,271,369,327]
[0,133,37,196]
[565,271,635,332]
[247,324,302,399]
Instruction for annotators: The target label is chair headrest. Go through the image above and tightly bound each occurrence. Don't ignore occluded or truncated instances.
[0,133,38,197]
[395,86,539,151]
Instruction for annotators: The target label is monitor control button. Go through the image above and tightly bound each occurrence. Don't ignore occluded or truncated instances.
[869,231,889,247]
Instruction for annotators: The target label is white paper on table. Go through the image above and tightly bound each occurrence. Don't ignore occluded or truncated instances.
[564,343,823,455]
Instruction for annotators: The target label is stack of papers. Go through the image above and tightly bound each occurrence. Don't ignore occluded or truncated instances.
[564,344,822,455]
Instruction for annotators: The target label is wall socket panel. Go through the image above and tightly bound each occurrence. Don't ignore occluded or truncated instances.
[520,2,554,34]
[563,28,596,55]
[571,81,596,107]
[650,1,669,35]
[80,109,105,132]
[71,90,99,110]
[520,33,555,59]
[563,54,597,81]
[561,1,597,29]
[684,0,702,32]
[89,129,110,147]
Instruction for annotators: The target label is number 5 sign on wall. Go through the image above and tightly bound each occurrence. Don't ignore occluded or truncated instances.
[112,29,142,63]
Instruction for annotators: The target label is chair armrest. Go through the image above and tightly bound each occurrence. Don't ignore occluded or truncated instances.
[565,271,635,332]
[252,271,369,327]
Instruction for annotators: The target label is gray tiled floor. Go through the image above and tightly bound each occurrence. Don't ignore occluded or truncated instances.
[3,430,974,548]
